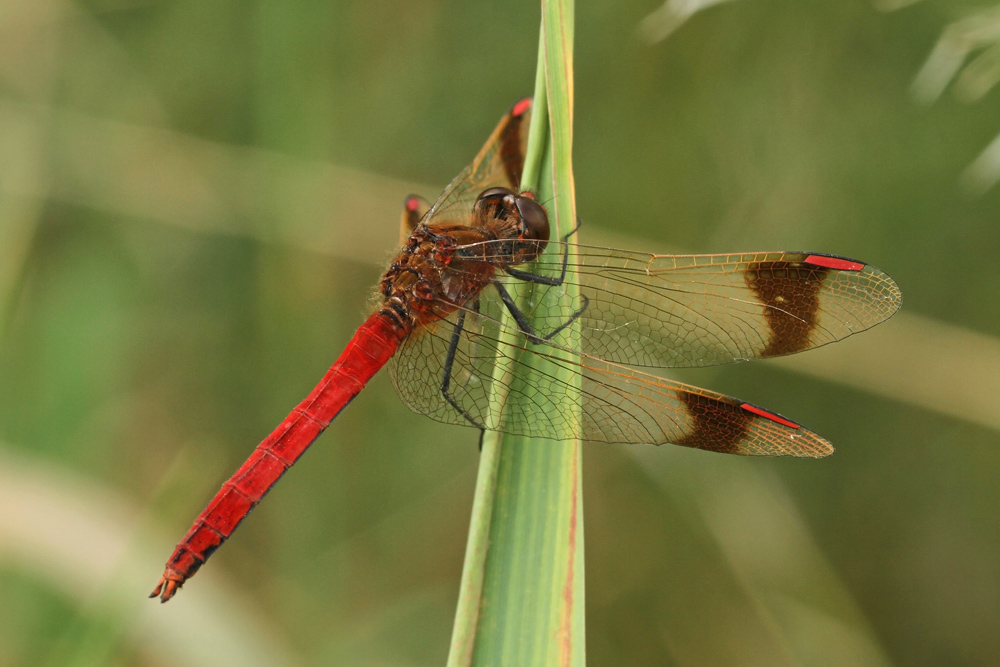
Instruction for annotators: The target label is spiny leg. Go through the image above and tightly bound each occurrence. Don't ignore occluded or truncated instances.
[492,280,589,345]
[440,310,485,429]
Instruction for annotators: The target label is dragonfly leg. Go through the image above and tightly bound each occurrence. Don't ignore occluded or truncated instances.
[492,280,589,344]
[441,310,485,429]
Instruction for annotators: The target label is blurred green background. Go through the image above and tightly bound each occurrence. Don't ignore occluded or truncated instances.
[1,0,999,665]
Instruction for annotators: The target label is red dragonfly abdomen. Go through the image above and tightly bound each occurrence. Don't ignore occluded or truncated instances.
[151,311,406,602]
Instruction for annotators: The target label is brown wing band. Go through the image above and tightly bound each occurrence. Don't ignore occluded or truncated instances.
[677,391,751,454]
[745,259,827,357]
[499,99,531,190]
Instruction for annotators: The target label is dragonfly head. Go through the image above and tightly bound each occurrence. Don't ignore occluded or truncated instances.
[474,187,550,263]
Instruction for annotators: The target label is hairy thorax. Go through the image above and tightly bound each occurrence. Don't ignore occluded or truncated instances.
[380,223,497,331]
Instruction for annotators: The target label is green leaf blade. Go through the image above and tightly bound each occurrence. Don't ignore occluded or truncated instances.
[447,1,584,665]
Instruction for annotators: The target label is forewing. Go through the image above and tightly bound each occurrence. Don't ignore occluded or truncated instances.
[399,194,431,244]
[423,98,533,224]
[448,244,901,368]
[387,302,833,457]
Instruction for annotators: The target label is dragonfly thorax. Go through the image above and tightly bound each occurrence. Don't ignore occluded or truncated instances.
[380,224,497,331]
[379,190,550,332]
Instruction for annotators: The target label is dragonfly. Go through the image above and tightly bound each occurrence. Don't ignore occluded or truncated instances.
[151,98,901,602]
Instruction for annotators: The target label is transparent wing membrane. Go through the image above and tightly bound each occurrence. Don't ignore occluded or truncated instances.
[451,243,902,368]
[388,301,835,457]
[425,99,533,223]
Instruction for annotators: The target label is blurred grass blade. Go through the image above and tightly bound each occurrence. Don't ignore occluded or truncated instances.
[912,6,1000,104]
[637,0,740,45]
[630,448,893,666]
[0,447,293,667]
[447,2,584,665]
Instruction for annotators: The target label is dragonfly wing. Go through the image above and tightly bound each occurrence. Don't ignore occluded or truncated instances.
[388,293,526,434]
[387,303,833,457]
[573,355,832,456]
[487,247,901,368]
[399,194,431,244]
[424,98,533,224]
[387,312,497,433]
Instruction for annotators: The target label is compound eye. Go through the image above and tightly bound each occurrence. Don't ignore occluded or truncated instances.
[477,187,513,202]
[515,195,550,241]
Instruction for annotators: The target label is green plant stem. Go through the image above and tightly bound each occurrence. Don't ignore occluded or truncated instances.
[445,40,553,664]
[447,1,583,665]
